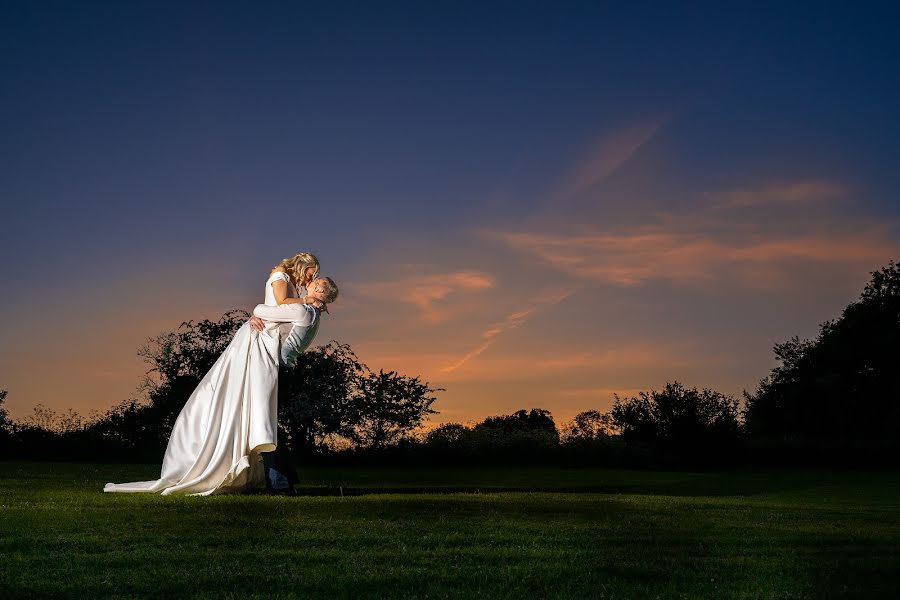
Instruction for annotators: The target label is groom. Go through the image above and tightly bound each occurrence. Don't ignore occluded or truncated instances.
[248,276,339,496]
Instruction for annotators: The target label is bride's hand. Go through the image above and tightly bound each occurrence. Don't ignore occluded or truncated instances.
[249,316,265,332]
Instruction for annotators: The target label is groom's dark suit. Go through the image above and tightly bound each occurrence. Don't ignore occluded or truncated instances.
[260,423,300,492]
[252,301,321,494]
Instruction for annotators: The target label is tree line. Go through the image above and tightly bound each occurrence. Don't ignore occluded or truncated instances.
[2,260,898,468]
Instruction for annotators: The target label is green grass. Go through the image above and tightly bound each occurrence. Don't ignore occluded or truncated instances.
[1,463,898,599]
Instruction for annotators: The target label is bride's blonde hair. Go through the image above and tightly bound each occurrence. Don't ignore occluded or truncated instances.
[272,252,320,288]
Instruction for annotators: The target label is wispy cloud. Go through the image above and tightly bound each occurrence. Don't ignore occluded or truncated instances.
[706,180,847,210]
[555,114,670,199]
[366,338,699,383]
[536,347,674,370]
[557,387,647,399]
[440,288,576,373]
[484,180,899,291]
[353,270,495,323]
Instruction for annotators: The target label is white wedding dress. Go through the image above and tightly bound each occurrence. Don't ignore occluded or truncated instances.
[103,272,320,496]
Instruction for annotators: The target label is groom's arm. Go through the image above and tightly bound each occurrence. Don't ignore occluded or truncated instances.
[252,304,321,365]
[252,303,317,326]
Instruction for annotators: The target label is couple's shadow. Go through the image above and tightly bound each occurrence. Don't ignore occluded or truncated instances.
[241,471,823,498]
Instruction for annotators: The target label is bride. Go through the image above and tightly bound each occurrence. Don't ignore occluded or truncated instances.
[103,252,338,496]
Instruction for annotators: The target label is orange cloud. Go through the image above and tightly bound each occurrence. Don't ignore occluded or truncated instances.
[483,181,900,291]
[358,338,699,385]
[557,387,647,399]
[708,180,846,210]
[353,270,495,323]
[534,347,676,371]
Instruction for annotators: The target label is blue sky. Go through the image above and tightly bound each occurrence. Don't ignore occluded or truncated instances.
[2,1,899,427]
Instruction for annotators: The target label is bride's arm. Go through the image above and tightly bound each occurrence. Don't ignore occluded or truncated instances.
[271,279,325,306]
[252,303,317,326]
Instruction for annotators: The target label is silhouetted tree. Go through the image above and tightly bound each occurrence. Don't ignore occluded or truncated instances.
[467,409,560,464]
[138,309,249,440]
[277,341,366,454]
[560,409,614,443]
[346,369,440,450]
[419,423,478,463]
[0,389,10,428]
[475,408,559,440]
[0,389,10,454]
[608,381,741,458]
[18,403,62,431]
[134,310,443,456]
[744,259,900,441]
[556,409,628,467]
[87,398,160,460]
[425,423,470,445]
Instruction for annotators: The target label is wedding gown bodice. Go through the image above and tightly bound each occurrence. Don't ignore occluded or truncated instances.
[264,270,298,305]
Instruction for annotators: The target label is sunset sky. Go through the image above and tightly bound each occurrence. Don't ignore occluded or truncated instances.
[2,2,899,430]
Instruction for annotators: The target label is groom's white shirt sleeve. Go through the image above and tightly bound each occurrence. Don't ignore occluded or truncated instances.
[252,303,316,326]
[252,303,319,365]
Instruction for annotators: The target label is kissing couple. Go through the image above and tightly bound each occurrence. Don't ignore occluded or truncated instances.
[104,252,337,496]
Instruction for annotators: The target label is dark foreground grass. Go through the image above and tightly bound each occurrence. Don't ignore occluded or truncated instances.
[1,463,898,599]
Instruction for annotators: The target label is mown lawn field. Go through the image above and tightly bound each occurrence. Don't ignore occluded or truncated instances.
[1,462,898,598]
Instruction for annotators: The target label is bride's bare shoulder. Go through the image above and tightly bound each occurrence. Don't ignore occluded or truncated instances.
[270,266,287,275]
